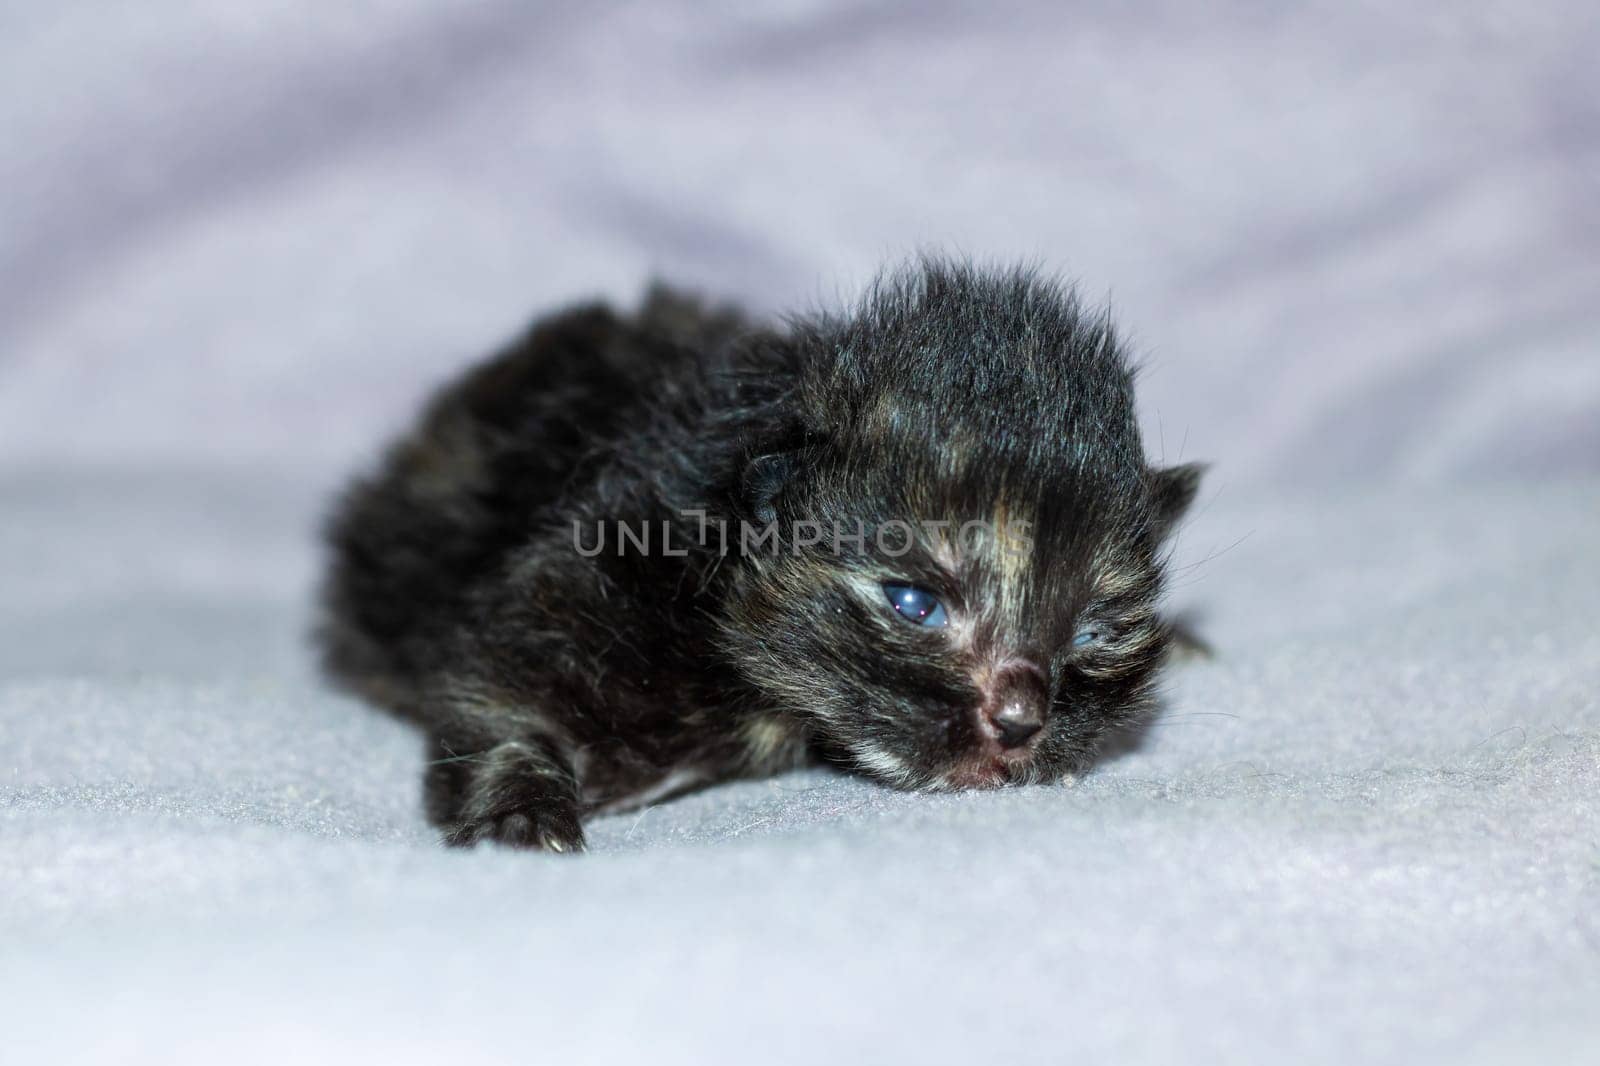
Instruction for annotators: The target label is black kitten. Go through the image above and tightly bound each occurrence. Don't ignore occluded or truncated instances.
[319,260,1203,851]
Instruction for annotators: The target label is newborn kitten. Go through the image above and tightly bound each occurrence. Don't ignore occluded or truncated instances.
[319,261,1203,851]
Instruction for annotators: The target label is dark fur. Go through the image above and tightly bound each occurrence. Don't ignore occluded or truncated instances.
[319,261,1203,850]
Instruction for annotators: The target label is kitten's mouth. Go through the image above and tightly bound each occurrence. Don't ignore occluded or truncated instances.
[943,755,1022,790]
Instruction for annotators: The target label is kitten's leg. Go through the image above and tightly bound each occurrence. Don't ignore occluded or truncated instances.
[425,734,585,852]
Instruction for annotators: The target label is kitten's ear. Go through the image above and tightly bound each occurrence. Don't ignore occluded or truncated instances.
[1148,462,1205,541]
[742,453,795,525]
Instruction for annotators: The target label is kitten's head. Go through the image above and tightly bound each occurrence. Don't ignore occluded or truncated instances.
[718,262,1203,789]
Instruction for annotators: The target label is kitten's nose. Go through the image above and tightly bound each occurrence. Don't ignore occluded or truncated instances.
[989,701,1044,748]
[981,662,1048,750]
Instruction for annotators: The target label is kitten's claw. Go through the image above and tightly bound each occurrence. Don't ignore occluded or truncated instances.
[444,803,585,852]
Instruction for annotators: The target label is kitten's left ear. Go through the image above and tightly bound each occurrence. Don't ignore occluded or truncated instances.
[742,452,795,526]
[1148,462,1205,541]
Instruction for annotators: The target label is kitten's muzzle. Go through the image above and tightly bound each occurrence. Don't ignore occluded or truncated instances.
[979,661,1048,753]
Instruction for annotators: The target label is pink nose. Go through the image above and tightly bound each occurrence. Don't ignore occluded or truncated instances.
[981,662,1048,750]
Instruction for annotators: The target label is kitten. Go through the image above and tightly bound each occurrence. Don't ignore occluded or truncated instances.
[319,260,1203,850]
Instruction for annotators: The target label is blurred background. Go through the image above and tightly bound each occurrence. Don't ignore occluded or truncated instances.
[4,1,1597,489]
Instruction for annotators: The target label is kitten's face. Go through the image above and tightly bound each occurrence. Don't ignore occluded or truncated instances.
[720,452,1199,790]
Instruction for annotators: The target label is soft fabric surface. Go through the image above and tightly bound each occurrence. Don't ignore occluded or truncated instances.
[3,3,1597,1064]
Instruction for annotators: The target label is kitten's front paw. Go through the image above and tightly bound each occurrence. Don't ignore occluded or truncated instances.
[431,739,586,852]
[443,801,585,852]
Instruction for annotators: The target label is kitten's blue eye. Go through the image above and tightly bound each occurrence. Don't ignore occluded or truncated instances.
[1073,627,1102,648]
[882,583,948,627]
